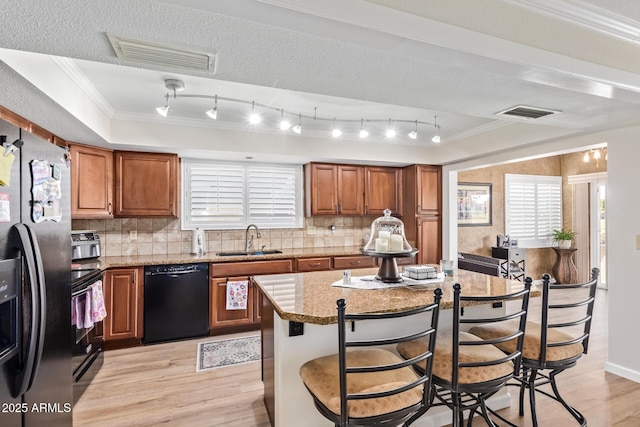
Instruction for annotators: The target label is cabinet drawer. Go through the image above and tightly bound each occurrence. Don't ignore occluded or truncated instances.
[333,256,375,270]
[212,259,294,277]
[296,257,332,272]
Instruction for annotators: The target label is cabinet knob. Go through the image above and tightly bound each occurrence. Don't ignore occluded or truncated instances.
[108,202,113,215]
[349,261,360,265]
[309,262,321,267]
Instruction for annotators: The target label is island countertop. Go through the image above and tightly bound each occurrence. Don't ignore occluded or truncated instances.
[254,267,537,325]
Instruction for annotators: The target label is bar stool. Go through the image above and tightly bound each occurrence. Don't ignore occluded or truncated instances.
[299,289,442,427]
[470,268,599,426]
[397,280,532,426]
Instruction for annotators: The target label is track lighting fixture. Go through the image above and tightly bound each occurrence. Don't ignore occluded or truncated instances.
[279,109,291,130]
[431,116,441,143]
[408,120,418,139]
[292,114,302,134]
[205,95,218,119]
[156,94,170,117]
[331,118,342,138]
[249,101,261,124]
[155,79,443,141]
[385,118,396,138]
[359,119,368,138]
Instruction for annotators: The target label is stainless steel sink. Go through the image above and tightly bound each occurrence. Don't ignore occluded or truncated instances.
[216,251,248,256]
[249,249,283,255]
[216,249,283,257]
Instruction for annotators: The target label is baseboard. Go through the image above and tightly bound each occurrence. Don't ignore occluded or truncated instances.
[604,361,640,383]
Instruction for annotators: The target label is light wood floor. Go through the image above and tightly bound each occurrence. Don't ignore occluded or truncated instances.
[74,289,640,426]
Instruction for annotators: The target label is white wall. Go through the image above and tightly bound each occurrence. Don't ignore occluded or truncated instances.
[604,134,640,382]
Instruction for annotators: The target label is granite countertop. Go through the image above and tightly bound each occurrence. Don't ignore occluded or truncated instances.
[254,267,539,325]
[97,246,366,269]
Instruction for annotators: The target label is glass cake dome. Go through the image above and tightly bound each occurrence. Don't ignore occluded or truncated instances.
[363,209,413,253]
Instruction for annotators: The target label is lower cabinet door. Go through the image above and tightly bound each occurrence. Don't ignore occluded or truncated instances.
[103,268,143,341]
[210,276,254,328]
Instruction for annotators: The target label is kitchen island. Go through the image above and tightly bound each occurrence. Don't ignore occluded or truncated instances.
[254,267,535,427]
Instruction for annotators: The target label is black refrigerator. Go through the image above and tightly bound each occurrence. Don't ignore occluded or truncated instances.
[0,117,72,426]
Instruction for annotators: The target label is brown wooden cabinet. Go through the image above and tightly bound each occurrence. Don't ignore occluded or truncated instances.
[209,260,293,332]
[364,166,402,216]
[305,163,364,215]
[103,267,143,342]
[210,276,255,328]
[417,216,442,265]
[70,143,114,218]
[296,257,332,272]
[114,151,179,217]
[333,255,375,269]
[403,165,442,265]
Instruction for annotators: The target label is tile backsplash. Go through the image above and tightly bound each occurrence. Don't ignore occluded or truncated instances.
[72,216,376,257]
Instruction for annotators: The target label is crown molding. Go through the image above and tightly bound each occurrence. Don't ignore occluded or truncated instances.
[51,56,115,117]
[503,0,640,43]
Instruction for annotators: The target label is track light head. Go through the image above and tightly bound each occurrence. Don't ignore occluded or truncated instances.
[331,118,341,138]
[156,105,169,117]
[205,108,218,119]
[249,101,261,124]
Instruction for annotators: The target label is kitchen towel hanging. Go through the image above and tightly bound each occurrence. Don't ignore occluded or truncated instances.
[226,280,249,310]
[89,280,107,323]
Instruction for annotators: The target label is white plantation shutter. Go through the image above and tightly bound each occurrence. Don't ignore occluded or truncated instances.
[182,159,302,229]
[248,166,298,226]
[505,174,562,248]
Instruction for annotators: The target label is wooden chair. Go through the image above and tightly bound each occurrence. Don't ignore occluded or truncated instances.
[470,268,599,426]
[299,289,442,427]
[397,280,532,427]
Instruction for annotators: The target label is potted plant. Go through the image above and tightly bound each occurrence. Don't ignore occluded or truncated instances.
[551,228,576,249]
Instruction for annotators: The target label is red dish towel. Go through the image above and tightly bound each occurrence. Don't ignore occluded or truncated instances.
[226,280,249,310]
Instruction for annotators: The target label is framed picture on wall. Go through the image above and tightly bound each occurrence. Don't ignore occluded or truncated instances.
[457,182,492,226]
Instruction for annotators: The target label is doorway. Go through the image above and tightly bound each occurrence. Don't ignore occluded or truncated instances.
[592,182,607,288]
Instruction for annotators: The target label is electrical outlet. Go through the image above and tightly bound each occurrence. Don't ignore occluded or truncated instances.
[637,234,640,250]
[306,226,316,236]
[289,321,304,336]
[129,230,137,241]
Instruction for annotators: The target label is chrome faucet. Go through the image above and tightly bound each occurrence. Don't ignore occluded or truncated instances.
[245,224,261,252]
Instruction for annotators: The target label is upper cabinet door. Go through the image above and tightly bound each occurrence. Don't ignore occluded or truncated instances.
[305,163,365,216]
[70,144,114,219]
[337,165,364,215]
[416,166,441,215]
[114,151,178,217]
[307,163,338,215]
[364,166,402,216]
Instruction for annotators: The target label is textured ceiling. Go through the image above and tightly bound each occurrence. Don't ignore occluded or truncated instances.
[0,0,638,165]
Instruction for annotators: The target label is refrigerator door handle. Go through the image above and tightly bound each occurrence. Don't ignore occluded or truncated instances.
[10,223,47,398]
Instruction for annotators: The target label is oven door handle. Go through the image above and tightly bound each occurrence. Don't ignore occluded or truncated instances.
[11,223,47,398]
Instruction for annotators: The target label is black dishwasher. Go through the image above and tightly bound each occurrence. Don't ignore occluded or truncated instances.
[143,263,209,344]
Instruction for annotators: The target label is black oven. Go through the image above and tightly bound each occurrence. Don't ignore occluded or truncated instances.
[71,267,104,405]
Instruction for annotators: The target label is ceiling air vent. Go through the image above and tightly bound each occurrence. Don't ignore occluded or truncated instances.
[107,34,216,72]
[496,105,560,119]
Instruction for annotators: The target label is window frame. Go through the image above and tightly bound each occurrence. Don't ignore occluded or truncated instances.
[181,159,304,230]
